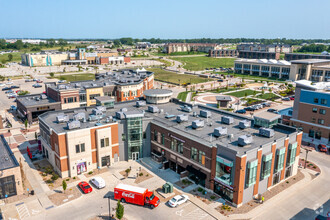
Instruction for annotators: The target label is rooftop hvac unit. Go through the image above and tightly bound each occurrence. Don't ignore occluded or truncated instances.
[105,116,113,123]
[92,109,103,116]
[120,108,128,112]
[40,94,47,99]
[238,135,253,146]
[136,101,146,107]
[148,106,159,113]
[67,120,81,130]
[221,116,234,125]
[56,114,69,123]
[214,127,227,137]
[239,120,251,129]
[180,105,192,113]
[193,112,197,117]
[176,114,188,123]
[200,110,211,118]
[259,128,275,138]
[116,111,125,119]
[96,106,106,112]
[73,112,86,122]
[192,120,204,129]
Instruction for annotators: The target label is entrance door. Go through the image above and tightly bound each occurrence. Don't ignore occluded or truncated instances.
[132,152,139,161]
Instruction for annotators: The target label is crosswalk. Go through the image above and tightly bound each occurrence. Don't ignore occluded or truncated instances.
[16,203,30,219]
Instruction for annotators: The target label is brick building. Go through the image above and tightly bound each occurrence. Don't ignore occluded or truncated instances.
[164,43,219,54]
[209,50,238,57]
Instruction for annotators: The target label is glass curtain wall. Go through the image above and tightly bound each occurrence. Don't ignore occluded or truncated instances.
[126,117,143,160]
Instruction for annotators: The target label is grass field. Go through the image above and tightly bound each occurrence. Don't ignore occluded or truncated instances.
[177,91,189,101]
[257,93,279,100]
[226,89,261,98]
[170,57,235,71]
[151,51,207,56]
[0,52,22,63]
[54,73,95,82]
[147,68,213,85]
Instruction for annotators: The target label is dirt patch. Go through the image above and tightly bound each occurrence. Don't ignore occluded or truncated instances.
[134,169,153,184]
[174,179,193,189]
[217,170,305,216]
[189,186,220,205]
[246,83,264,88]
[84,167,109,178]
[298,158,321,172]
[48,186,81,206]
[34,159,79,189]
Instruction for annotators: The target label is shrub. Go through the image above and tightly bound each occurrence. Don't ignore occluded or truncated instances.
[139,172,143,176]
[146,174,149,177]
[73,177,76,179]
[313,166,317,169]
[286,181,289,184]
[66,179,70,181]
[210,195,216,200]
[88,171,93,175]
[51,174,59,181]
[116,200,124,219]
[198,187,203,192]
[46,179,52,184]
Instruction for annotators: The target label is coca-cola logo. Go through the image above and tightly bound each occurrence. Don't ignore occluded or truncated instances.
[122,192,135,198]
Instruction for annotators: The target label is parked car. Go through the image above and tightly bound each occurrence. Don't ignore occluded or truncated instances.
[6,81,13,85]
[25,79,33,82]
[0,83,5,87]
[36,80,43,83]
[235,109,246,114]
[8,93,17,99]
[315,214,330,220]
[10,105,17,111]
[33,78,37,81]
[262,102,271,107]
[58,80,67,83]
[5,90,14,94]
[90,177,105,189]
[78,181,93,194]
[318,144,328,153]
[10,85,19,89]
[32,83,42,88]
[2,87,11,91]
[217,79,223,82]
[168,195,189,208]
[282,97,290,101]
[267,108,277,113]
[244,107,255,111]
[289,96,295,100]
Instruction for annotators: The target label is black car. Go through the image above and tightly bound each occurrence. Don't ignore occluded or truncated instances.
[235,109,246,114]
[267,108,277,113]
[2,87,11,91]
[244,107,255,111]
[10,85,19,89]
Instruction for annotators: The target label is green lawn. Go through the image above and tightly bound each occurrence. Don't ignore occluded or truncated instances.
[170,57,236,71]
[226,89,261,98]
[147,68,213,85]
[54,73,95,82]
[257,93,280,100]
[151,51,207,57]
[177,91,189,101]
[0,52,22,63]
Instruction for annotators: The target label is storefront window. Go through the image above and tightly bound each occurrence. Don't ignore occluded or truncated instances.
[246,160,258,188]
[215,156,233,186]
[261,153,272,180]
[214,182,233,202]
[275,148,285,173]
[287,142,297,166]
[315,131,322,140]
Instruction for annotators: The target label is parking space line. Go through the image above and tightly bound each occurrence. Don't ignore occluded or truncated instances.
[16,204,30,219]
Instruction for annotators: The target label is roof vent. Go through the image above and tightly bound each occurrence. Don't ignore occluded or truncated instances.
[192,120,204,129]
[40,94,47,99]
[214,127,227,137]
[176,114,188,123]
[238,135,253,146]
[73,112,86,122]
[180,105,192,113]
[259,127,274,138]
[136,101,146,107]
[56,114,69,123]
[193,112,197,117]
[67,120,81,130]
[96,106,106,112]
[120,108,128,112]
[148,106,159,113]
[221,116,234,125]
[239,120,251,129]
[200,110,211,118]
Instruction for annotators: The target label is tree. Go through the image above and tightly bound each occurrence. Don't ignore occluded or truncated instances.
[62,180,67,194]
[116,200,124,219]
[244,92,248,98]
[24,119,28,130]
[49,72,54,77]
[253,90,257,97]
[262,89,265,95]
[8,54,13,61]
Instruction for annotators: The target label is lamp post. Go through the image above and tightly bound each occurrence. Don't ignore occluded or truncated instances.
[304,148,311,169]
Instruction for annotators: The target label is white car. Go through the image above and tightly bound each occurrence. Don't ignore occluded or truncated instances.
[0,83,5,87]
[6,81,13,85]
[168,194,189,208]
[90,177,105,189]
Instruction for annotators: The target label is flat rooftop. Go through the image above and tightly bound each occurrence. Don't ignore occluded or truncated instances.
[39,99,296,156]
[295,80,330,92]
[235,59,291,66]
[0,135,19,170]
[17,94,60,107]
[290,59,330,65]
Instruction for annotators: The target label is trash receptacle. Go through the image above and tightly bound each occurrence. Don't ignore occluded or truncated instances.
[167,182,173,193]
[162,183,169,194]
[30,190,35,195]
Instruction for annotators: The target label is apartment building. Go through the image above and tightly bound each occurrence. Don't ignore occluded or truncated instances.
[238,51,280,60]
[290,80,330,145]
[164,43,219,54]
[209,49,238,58]
[38,94,302,207]
[234,59,291,79]
[285,53,330,61]
[237,44,293,53]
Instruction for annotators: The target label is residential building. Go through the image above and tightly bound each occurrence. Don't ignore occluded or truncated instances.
[209,50,238,58]
[237,44,293,53]
[285,53,330,61]
[164,43,220,54]
[0,135,23,199]
[238,51,280,60]
[38,95,302,207]
[290,80,330,145]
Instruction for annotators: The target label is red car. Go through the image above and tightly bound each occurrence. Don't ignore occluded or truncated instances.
[36,80,43,83]
[289,97,295,100]
[78,181,92,194]
[318,144,328,153]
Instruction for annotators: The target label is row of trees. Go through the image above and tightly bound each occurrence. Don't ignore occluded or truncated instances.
[297,44,330,53]
[0,39,68,51]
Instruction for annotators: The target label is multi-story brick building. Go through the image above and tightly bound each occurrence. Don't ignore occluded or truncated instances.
[290,80,330,146]
[164,43,219,54]
[38,94,302,207]
[238,51,280,60]
[237,44,293,53]
[209,49,238,57]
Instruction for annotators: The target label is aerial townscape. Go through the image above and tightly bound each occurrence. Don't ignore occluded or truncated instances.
[0,1,329,220]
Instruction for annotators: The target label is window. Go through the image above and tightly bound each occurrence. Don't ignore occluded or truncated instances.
[79,94,86,102]
[314,98,319,103]
[321,99,327,105]
[122,134,126,141]
[319,109,326,115]
[100,138,110,148]
[199,151,205,165]
[275,148,285,173]
[105,137,109,146]
[261,153,272,179]
[287,143,297,166]
[315,131,322,140]
[132,90,137,96]
[76,143,85,153]
[318,119,325,125]
[161,133,165,145]
[177,142,183,154]
[89,94,100,100]
[153,130,158,142]
[76,144,80,153]
[81,143,85,152]
[311,117,316,123]
[171,139,176,151]
[309,129,315,138]
[101,139,105,148]
[215,157,233,185]
[312,108,317,113]
[191,147,198,161]
[246,160,258,187]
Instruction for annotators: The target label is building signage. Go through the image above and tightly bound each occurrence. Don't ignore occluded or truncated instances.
[122,192,135,198]
[169,134,185,143]
[214,178,234,190]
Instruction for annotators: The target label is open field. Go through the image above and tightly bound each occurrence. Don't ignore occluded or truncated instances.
[147,68,213,85]
[170,56,235,71]
[54,73,95,82]
[226,89,261,97]
[0,52,22,63]
[257,93,280,100]
[151,51,207,56]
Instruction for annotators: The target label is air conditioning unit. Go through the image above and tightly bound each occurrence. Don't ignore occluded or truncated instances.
[176,114,188,123]
[214,127,227,137]
[73,112,86,122]
[192,120,204,129]
[239,120,251,129]
[116,111,125,119]
[180,105,192,113]
[56,114,69,123]
[259,128,274,138]
[148,106,159,113]
[200,110,211,118]
[96,106,106,112]
[222,116,234,124]
[67,120,81,130]
[238,135,253,146]
[136,101,146,107]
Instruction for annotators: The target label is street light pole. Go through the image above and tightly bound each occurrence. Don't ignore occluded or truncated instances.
[304,148,311,169]
[108,196,111,219]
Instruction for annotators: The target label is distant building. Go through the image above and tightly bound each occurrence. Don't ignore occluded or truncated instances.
[164,43,220,54]
[285,53,330,61]
[290,59,330,82]
[290,80,330,146]
[209,50,238,57]
[237,44,293,53]
[238,51,280,60]
[216,96,232,107]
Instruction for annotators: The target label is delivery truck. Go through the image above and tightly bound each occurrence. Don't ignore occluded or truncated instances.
[114,183,160,209]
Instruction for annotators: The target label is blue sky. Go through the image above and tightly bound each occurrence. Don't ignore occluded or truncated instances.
[0,0,329,39]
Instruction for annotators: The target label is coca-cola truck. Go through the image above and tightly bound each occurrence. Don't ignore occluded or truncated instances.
[114,183,160,208]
